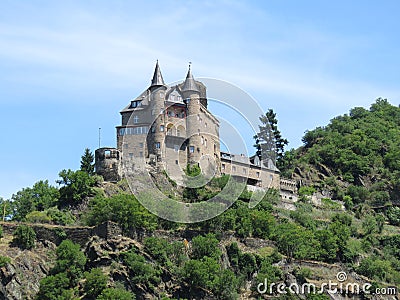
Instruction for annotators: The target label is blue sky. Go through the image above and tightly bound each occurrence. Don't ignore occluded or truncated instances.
[1,0,400,199]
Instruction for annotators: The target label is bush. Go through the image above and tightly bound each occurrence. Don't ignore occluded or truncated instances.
[53,240,86,285]
[84,268,108,298]
[122,250,160,285]
[191,233,221,260]
[13,225,36,249]
[0,255,11,267]
[97,287,135,300]
[36,272,72,300]
[387,206,400,226]
[85,194,158,233]
[26,211,52,223]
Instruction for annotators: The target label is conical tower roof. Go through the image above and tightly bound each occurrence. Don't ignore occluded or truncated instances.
[150,60,165,88]
[182,64,199,93]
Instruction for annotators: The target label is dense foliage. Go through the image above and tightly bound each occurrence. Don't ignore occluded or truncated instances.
[284,99,400,206]
[12,225,36,249]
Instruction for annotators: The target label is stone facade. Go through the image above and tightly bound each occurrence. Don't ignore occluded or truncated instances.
[95,62,282,190]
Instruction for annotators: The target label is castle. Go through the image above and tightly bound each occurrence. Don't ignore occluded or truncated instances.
[95,62,295,193]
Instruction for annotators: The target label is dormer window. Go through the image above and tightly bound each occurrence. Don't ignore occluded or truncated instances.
[130,100,142,108]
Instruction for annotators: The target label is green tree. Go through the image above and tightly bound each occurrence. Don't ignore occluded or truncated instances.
[387,206,400,226]
[272,222,317,261]
[12,225,36,249]
[12,180,59,221]
[328,217,351,260]
[315,230,338,262]
[181,257,220,291]
[213,269,239,300]
[36,272,71,300]
[96,287,135,300]
[85,194,158,232]
[0,197,15,221]
[122,250,159,284]
[57,169,98,204]
[53,240,86,285]
[191,234,221,260]
[255,109,288,169]
[81,148,95,175]
[362,215,378,235]
[84,268,108,299]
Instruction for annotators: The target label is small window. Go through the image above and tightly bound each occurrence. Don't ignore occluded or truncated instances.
[155,142,160,149]
[232,166,236,172]
[130,100,142,108]
[174,145,179,152]
[189,146,195,153]
[129,153,133,158]
[105,150,111,158]
[205,122,207,128]
[222,164,225,171]
[151,109,156,116]
[151,126,155,133]
[256,171,260,178]
[139,151,143,157]
[175,160,179,165]
[139,142,144,148]
[160,125,164,132]
[133,116,139,123]
[204,139,207,147]
[243,168,246,174]
[177,129,180,137]
[124,143,128,149]
[201,136,204,145]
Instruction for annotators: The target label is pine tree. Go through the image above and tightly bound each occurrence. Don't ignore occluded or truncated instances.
[255,109,288,169]
[80,148,95,175]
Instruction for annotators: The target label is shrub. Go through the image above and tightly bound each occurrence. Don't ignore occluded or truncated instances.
[97,287,135,300]
[122,250,160,285]
[0,255,11,267]
[84,268,108,298]
[13,225,36,249]
[26,211,52,223]
[191,233,221,260]
[53,240,86,285]
[387,206,400,226]
[36,272,71,300]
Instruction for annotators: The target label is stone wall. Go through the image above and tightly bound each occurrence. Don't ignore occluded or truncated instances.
[0,221,123,247]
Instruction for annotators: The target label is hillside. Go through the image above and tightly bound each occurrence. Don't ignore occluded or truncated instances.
[0,99,399,299]
[283,98,400,208]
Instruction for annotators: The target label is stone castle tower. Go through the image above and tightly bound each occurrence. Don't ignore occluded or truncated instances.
[95,61,282,191]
